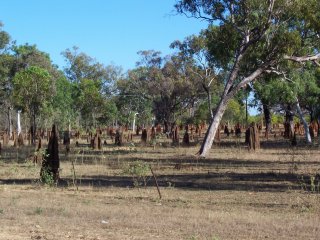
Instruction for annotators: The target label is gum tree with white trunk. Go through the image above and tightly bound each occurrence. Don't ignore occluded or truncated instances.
[175,0,320,157]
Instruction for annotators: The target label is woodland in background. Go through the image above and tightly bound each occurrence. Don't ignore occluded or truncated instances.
[1,2,320,238]
[0,0,320,156]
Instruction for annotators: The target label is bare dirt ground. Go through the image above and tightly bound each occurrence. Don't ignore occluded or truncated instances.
[0,137,320,240]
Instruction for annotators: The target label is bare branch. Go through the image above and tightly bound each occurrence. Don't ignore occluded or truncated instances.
[313,60,320,67]
[284,53,320,63]
[207,77,215,87]
[264,68,294,83]
[189,68,205,81]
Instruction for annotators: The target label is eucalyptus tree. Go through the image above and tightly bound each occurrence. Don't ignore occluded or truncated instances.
[62,46,109,84]
[62,47,122,127]
[170,33,223,120]
[12,44,60,79]
[10,44,63,130]
[297,67,320,122]
[116,68,153,127]
[254,70,314,143]
[12,66,52,143]
[0,22,10,51]
[175,0,320,157]
[0,53,14,135]
[133,50,200,132]
[252,78,273,137]
[291,67,320,142]
[0,39,60,139]
[52,75,75,130]
[0,23,13,135]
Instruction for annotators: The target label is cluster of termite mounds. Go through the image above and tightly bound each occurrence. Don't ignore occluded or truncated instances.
[0,117,318,185]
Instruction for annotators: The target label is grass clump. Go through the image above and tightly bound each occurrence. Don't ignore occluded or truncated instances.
[123,160,150,187]
[34,207,43,215]
[40,168,55,186]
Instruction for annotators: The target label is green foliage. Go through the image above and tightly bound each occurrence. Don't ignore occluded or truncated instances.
[0,22,10,51]
[223,99,246,124]
[61,47,121,127]
[40,167,55,186]
[248,114,262,124]
[78,78,104,126]
[0,1,319,135]
[193,103,210,124]
[12,44,59,78]
[97,100,118,125]
[205,24,240,69]
[114,71,153,126]
[62,46,110,84]
[176,0,320,140]
[127,51,205,126]
[254,64,320,121]
[271,114,284,124]
[34,207,43,215]
[0,54,14,105]
[13,66,52,115]
[123,161,150,187]
[52,75,75,129]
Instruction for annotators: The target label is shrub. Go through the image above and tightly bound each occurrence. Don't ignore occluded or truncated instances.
[123,161,150,187]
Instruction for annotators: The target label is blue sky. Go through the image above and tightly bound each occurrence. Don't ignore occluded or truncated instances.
[1,0,208,71]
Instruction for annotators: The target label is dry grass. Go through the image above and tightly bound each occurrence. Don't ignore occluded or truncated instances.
[0,138,320,240]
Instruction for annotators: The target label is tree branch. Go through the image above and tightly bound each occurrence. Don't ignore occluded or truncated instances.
[264,68,294,83]
[284,53,320,63]
[228,60,277,98]
[313,60,320,67]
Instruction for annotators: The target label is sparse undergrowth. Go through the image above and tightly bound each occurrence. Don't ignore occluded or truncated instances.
[0,139,320,240]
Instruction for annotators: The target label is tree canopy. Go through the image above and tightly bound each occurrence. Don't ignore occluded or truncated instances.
[0,1,319,152]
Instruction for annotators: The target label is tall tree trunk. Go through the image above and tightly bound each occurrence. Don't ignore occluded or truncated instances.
[207,92,213,120]
[7,107,12,139]
[30,105,37,145]
[197,42,271,157]
[163,120,169,134]
[295,100,311,144]
[245,96,248,125]
[263,104,271,139]
[285,106,294,138]
[199,98,230,157]
[198,50,244,157]
[32,112,36,145]
[309,109,315,123]
[132,113,138,133]
[17,110,22,136]
[202,84,213,120]
[317,117,320,145]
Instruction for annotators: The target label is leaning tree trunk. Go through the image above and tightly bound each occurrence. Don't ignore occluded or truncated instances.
[199,97,230,157]
[197,33,274,157]
[207,92,213,120]
[295,100,312,144]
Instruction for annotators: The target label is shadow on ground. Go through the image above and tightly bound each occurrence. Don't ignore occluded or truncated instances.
[0,171,316,192]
